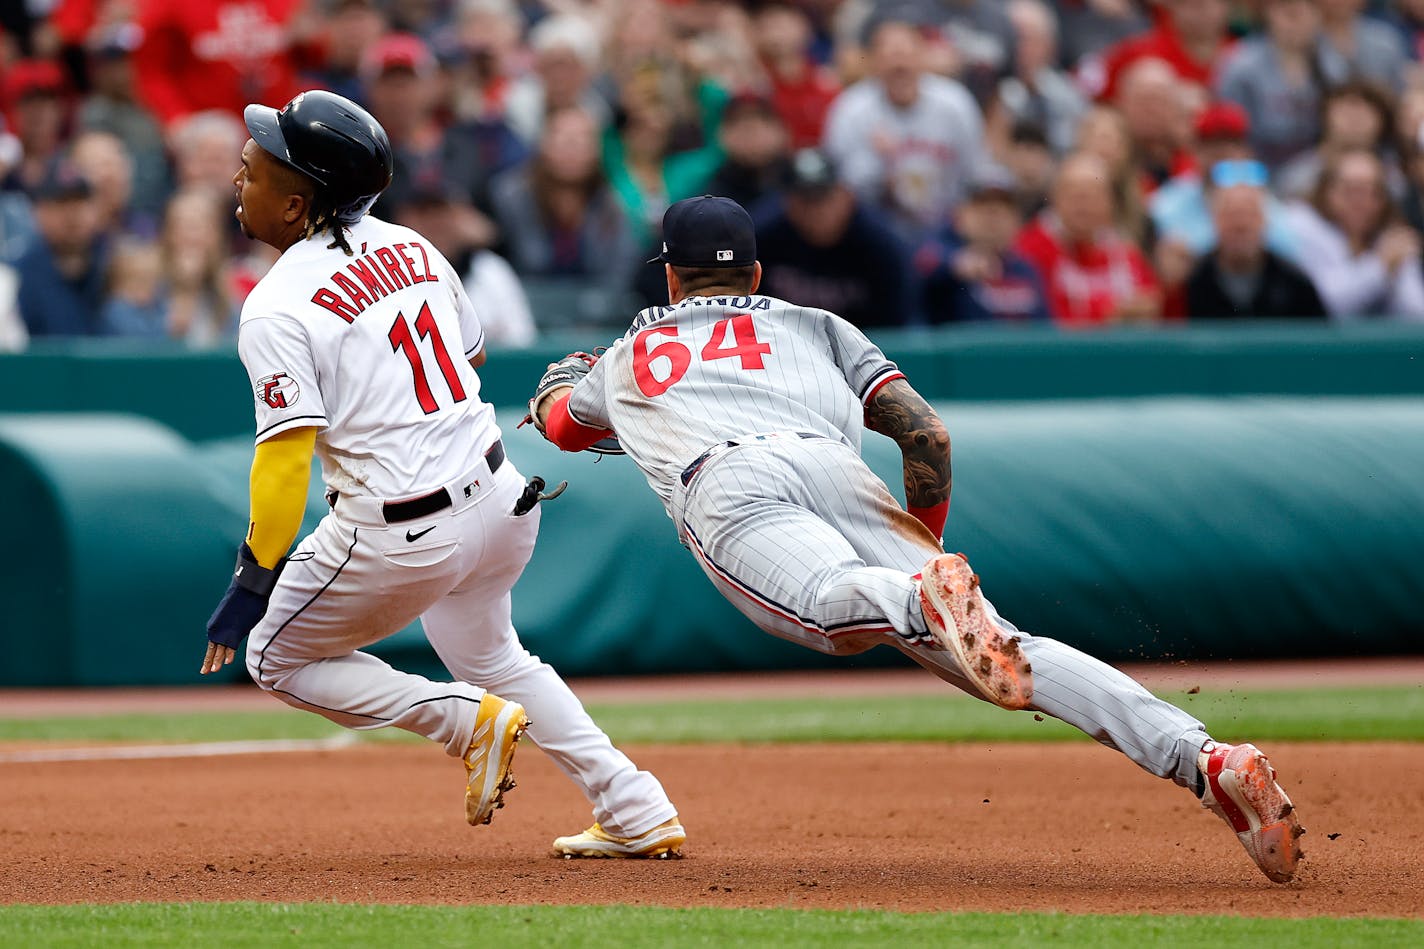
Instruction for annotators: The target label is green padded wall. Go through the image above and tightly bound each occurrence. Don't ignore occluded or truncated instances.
[0,415,238,685]
[3,324,1422,443]
[2,397,1421,685]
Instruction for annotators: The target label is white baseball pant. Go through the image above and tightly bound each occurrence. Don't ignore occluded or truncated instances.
[246,450,676,837]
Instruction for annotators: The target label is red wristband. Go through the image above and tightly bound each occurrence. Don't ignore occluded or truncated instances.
[545,394,615,453]
[908,501,949,540]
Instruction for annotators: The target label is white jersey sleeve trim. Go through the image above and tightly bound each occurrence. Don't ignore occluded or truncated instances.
[255,414,329,444]
[860,369,906,406]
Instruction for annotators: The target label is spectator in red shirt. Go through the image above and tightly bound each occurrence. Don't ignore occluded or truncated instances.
[1015,150,1163,325]
[1081,0,1234,102]
[754,3,841,149]
[132,0,309,127]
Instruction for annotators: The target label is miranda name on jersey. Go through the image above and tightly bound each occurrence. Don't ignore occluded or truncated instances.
[309,240,441,323]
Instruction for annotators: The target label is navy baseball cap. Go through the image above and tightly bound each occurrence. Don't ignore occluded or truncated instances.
[652,195,756,268]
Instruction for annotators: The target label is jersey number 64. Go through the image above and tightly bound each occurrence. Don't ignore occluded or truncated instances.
[633,314,772,398]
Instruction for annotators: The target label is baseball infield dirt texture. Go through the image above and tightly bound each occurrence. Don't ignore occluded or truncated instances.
[1,666,1419,916]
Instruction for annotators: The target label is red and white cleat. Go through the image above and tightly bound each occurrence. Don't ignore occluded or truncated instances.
[1199,741,1305,883]
[919,553,1033,711]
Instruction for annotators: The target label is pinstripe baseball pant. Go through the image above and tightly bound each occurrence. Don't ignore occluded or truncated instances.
[673,435,1211,789]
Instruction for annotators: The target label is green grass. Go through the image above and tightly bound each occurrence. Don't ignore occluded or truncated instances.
[0,904,1419,948]
[0,685,1419,746]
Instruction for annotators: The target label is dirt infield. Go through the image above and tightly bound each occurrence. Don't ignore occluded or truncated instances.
[2,740,1420,916]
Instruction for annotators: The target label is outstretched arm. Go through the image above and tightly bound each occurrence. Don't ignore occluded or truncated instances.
[864,378,952,538]
[201,426,317,675]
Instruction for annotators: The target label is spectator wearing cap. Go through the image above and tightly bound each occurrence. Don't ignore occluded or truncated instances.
[822,19,987,245]
[1275,80,1404,202]
[1216,0,1331,171]
[395,181,536,347]
[490,105,639,324]
[77,23,168,222]
[506,14,610,149]
[754,148,912,329]
[706,93,792,215]
[15,161,111,338]
[1185,182,1327,320]
[132,0,309,128]
[1318,0,1408,91]
[1079,0,1233,103]
[1015,151,1162,325]
[1151,105,1300,279]
[1284,147,1424,321]
[754,3,842,149]
[362,32,519,221]
[2,60,70,195]
[917,165,1051,324]
[988,0,1087,158]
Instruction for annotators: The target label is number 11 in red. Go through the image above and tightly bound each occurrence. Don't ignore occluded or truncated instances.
[389,302,467,414]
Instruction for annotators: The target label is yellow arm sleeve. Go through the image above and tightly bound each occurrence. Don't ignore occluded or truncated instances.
[246,427,318,569]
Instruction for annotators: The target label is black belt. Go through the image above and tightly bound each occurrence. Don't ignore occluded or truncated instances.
[679,432,819,487]
[382,440,504,524]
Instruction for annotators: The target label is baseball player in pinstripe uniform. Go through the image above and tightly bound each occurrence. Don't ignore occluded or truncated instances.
[201,91,682,857]
[529,195,1306,880]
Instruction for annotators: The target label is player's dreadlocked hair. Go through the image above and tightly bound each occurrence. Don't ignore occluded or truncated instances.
[271,161,358,257]
[301,191,356,257]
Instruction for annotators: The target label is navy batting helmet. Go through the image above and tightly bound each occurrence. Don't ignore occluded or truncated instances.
[244,90,393,225]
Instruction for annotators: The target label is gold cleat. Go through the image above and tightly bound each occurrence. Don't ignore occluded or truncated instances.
[552,816,686,859]
[463,692,529,826]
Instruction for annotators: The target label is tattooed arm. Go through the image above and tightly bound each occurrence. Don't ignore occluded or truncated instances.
[864,378,952,537]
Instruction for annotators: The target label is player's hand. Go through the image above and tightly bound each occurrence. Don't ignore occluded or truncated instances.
[202,544,282,677]
[533,383,574,432]
[200,642,237,676]
[526,352,601,435]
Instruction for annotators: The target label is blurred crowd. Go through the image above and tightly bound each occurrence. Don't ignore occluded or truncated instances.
[5,0,1424,351]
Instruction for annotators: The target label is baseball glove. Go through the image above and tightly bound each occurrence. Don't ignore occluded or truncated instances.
[525,351,624,455]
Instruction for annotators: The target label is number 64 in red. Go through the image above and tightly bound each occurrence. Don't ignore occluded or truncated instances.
[633,314,771,397]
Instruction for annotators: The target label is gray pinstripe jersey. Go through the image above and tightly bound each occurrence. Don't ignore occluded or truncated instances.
[567,294,904,508]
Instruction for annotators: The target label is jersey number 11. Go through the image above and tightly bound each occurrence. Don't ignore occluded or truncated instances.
[389,302,468,414]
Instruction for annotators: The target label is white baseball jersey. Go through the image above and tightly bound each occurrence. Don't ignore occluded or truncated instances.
[236,214,677,838]
[238,215,498,499]
[567,294,905,508]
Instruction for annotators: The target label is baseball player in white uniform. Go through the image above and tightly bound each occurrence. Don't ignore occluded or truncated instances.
[530,195,1306,881]
[200,90,683,858]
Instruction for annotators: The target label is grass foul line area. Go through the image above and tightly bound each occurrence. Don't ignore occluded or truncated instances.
[0,904,1420,948]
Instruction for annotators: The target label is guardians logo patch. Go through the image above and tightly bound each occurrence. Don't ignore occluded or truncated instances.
[256,372,299,409]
